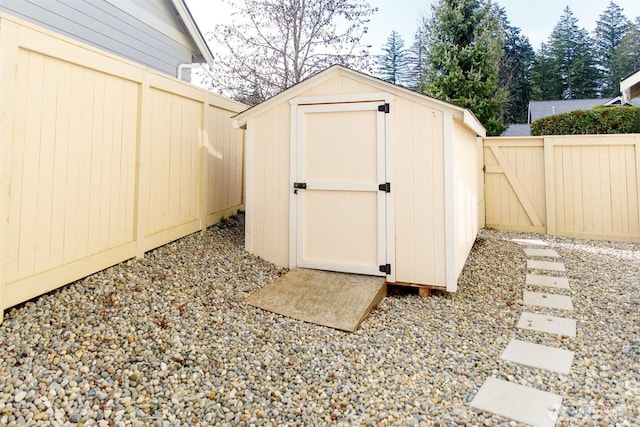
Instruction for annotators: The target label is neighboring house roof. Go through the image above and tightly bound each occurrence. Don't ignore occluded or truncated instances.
[233,65,487,137]
[528,98,618,123]
[0,0,213,79]
[502,124,531,137]
[621,69,640,104]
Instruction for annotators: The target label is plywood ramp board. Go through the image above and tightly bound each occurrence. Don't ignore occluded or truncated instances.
[247,268,386,332]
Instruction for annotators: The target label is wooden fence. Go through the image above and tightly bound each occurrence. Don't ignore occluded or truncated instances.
[484,134,640,243]
[0,14,246,320]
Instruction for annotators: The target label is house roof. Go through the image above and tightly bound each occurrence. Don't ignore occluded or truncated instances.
[171,0,214,68]
[502,124,531,137]
[232,65,486,137]
[528,98,618,123]
[621,69,640,104]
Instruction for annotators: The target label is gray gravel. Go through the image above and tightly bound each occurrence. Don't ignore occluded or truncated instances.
[0,215,638,426]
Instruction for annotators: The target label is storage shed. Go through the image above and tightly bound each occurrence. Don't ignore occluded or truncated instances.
[233,65,486,292]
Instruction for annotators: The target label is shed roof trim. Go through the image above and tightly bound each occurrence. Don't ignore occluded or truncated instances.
[232,65,486,137]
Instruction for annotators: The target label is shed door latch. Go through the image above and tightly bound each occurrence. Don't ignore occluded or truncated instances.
[378,182,391,193]
[378,103,390,113]
[293,182,306,194]
[379,264,391,274]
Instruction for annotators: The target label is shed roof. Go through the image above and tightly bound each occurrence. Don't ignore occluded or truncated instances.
[232,65,486,137]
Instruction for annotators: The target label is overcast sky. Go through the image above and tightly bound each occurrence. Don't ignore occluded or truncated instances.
[185,0,640,53]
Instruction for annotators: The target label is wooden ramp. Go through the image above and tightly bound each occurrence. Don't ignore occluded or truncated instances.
[247,268,386,332]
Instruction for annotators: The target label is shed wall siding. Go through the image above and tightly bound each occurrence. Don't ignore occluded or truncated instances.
[393,98,446,287]
[248,103,291,267]
[0,0,197,78]
[299,74,378,97]
[452,120,481,279]
[244,73,477,288]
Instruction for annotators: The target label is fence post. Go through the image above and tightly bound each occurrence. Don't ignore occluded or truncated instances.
[543,136,557,235]
[636,135,640,237]
[199,96,209,230]
[134,77,152,259]
[0,17,20,322]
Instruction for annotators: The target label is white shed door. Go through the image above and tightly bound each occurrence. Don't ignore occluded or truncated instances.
[294,102,387,276]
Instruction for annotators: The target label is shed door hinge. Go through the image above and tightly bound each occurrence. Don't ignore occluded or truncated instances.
[378,182,391,193]
[378,103,390,113]
[379,264,391,274]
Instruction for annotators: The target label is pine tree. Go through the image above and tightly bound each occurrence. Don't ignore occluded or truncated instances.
[376,31,410,86]
[421,0,506,135]
[617,17,640,80]
[405,18,429,91]
[548,7,600,99]
[531,43,562,100]
[497,8,535,123]
[594,2,631,97]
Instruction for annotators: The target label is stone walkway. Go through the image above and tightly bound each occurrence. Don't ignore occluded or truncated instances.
[470,238,577,426]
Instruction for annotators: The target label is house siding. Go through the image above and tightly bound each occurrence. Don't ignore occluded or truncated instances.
[0,0,199,79]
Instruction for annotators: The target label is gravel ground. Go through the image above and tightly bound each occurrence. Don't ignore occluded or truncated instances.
[0,214,638,426]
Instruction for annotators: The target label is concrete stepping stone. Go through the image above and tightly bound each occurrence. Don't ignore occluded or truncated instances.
[523,291,574,310]
[470,377,562,427]
[523,248,561,258]
[526,274,570,289]
[501,339,574,374]
[512,238,549,246]
[517,312,576,337]
[527,259,566,272]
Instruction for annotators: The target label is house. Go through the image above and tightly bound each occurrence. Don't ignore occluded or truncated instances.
[621,68,640,104]
[233,65,486,293]
[503,97,621,136]
[528,98,620,124]
[0,0,213,81]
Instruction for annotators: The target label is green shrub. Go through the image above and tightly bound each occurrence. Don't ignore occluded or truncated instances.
[531,106,640,136]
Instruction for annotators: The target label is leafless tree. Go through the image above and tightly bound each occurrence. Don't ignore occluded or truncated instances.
[203,0,377,104]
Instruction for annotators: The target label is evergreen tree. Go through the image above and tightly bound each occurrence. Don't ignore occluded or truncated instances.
[548,7,600,99]
[617,17,640,79]
[421,0,506,135]
[376,31,410,86]
[594,2,631,97]
[531,43,562,100]
[497,8,535,123]
[405,18,429,91]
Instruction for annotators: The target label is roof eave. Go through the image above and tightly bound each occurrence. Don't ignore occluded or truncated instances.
[171,0,215,69]
[462,110,486,137]
[621,69,640,104]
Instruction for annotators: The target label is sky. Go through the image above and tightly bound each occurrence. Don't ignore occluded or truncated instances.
[185,0,640,54]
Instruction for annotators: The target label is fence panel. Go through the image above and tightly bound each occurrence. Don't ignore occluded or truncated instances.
[484,134,640,243]
[484,138,546,233]
[0,14,246,319]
